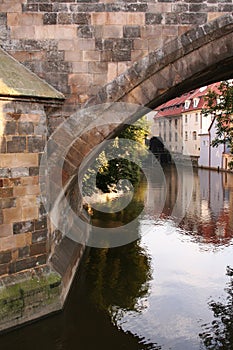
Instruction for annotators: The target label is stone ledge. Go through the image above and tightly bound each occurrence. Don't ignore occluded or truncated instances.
[0,267,62,332]
[0,48,64,100]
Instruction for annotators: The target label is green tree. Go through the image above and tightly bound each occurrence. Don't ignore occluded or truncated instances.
[119,117,149,145]
[82,117,149,195]
[203,80,233,168]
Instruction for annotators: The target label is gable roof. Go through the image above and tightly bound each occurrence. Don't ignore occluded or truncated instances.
[154,82,221,119]
[0,48,64,100]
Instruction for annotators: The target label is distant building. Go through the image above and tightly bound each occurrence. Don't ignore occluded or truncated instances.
[151,82,231,167]
[199,114,233,171]
[199,117,225,170]
[153,96,184,155]
[182,85,214,163]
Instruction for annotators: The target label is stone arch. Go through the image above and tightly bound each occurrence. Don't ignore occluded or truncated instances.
[48,13,233,295]
[60,13,233,189]
[84,13,233,110]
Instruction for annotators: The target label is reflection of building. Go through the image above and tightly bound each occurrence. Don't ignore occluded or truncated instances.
[145,165,233,247]
[222,172,233,233]
[182,168,233,245]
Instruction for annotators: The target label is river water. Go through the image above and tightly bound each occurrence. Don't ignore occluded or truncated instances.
[1,165,233,350]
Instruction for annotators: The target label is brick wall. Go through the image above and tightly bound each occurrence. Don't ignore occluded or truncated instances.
[0,0,232,117]
[0,98,51,276]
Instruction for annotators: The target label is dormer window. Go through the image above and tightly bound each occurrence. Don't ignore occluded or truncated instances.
[185,100,190,109]
[193,98,199,108]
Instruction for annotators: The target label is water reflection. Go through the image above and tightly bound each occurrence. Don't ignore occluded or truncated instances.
[200,266,233,349]
[84,242,152,320]
[1,166,233,350]
[145,165,233,249]
[179,169,233,247]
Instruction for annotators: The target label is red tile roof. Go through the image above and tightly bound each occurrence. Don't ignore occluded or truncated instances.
[154,82,221,119]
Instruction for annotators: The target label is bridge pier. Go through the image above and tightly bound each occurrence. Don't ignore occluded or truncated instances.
[0,48,89,332]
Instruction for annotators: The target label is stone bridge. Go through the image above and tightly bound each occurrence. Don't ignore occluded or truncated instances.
[0,0,233,331]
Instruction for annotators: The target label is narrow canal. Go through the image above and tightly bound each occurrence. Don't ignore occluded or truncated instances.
[1,165,233,350]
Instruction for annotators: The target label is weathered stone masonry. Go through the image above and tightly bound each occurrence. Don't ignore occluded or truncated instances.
[0,99,48,276]
[0,48,66,330]
[1,0,233,122]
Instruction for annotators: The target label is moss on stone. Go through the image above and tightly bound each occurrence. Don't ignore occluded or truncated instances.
[0,272,61,320]
[0,272,61,300]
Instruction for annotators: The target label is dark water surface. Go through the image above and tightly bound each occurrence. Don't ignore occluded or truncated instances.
[1,166,233,350]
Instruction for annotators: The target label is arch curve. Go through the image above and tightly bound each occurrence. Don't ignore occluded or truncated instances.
[44,13,233,243]
[84,13,233,110]
[47,12,233,299]
[55,13,233,193]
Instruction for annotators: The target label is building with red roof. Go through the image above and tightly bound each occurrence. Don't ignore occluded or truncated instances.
[151,82,221,165]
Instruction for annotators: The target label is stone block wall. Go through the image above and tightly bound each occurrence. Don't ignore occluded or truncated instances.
[0,0,232,118]
[0,98,50,277]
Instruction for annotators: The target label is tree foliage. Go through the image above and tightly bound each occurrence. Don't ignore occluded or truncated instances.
[82,117,149,195]
[202,81,233,167]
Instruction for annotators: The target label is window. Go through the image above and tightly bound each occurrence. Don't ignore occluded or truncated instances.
[193,98,199,108]
[159,121,161,127]
[164,133,166,141]
[175,119,178,128]
[185,100,190,109]
[193,131,197,140]
[203,140,206,146]
[185,131,188,141]
[169,120,172,128]
[195,113,198,122]
[185,115,188,123]
[169,132,172,142]
[175,132,178,142]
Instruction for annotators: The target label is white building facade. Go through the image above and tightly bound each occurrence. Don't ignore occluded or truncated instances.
[199,117,225,169]
[182,87,213,161]
[151,83,232,169]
